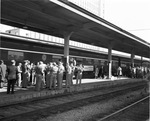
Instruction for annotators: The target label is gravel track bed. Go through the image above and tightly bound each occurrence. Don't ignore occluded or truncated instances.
[0,80,148,121]
[37,88,148,121]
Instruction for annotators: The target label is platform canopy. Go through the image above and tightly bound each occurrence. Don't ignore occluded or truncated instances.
[1,0,150,58]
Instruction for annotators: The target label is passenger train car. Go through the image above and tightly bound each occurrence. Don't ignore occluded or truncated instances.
[0,33,143,78]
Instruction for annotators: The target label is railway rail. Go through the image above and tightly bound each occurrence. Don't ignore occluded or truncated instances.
[0,81,148,121]
[98,96,149,121]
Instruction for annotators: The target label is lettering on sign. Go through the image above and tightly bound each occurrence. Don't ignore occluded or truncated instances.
[83,65,94,71]
[8,51,24,60]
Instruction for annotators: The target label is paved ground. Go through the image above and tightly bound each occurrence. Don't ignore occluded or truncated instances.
[0,76,145,107]
[0,76,128,93]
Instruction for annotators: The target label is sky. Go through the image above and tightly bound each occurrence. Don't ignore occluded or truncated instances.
[1,0,150,44]
[103,0,150,43]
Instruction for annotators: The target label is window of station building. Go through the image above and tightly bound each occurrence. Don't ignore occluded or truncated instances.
[59,37,62,43]
[90,45,93,49]
[85,44,87,49]
[35,32,40,39]
[88,45,91,49]
[42,34,45,40]
[82,44,85,48]
[48,35,52,41]
[81,43,83,48]
[85,44,89,48]
[39,33,44,40]
[30,31,35,38]
[83,44,86,48]
[74,41,78,46]
[59,38,64,44]
[51,36,54,42]
[84,44,87,49]
[93,46,95,50]
[92,47,94,51]
[98,47,101,51]
[79,43,81,47]
[92,45,95,50]
[51,36,55,42]
[96,47,99,51]
[42,34,46,40]
[85,44,87,48]
[57,37,63,44]
[55,37,59,43]
[47,35,50,41]
[88,45,92,49]
[54,37,59,43]
[95,46,98,51]
[76,42,79,47]
[70,41,73,46]
[44,34,49,41]
[78,43,82,48]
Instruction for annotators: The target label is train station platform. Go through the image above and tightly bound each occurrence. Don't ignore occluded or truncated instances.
[0,77,146,107]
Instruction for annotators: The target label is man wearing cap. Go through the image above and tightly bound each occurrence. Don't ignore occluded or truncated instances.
[34,61,46,91]
[6,60,18,94]
[57,61,65,89]
[22,60,28,88]
[66,63,72,88]
[51,62,58,89]
[76,64,84,85]
[16,63,22,87]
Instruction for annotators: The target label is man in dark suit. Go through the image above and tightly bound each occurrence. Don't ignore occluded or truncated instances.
[6,60,18,94]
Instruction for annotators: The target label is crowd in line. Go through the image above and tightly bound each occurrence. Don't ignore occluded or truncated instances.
[123,66,150,79]
[94,65,150,79]
[0,59,150,94]
[0,59,84,94]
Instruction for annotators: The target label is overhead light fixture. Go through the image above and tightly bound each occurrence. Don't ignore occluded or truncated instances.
[23,26,28,29]
[23,17,28,29]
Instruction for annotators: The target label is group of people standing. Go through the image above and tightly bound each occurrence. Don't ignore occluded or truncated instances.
[124,66,150,79]
[0,60,17,94]
[94,64,150,79]
[0,59,84,94]
[94,65,108,79]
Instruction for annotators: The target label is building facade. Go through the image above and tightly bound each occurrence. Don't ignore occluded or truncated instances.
[68,0,105,18]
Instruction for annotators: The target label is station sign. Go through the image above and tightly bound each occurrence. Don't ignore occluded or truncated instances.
[83,65,94,71]
[8,51,24,61]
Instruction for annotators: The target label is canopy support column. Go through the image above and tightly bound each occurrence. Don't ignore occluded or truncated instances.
[131,49,135,67]
[63,31,73,65]
[141,56,143,66]
[108,43,112,79]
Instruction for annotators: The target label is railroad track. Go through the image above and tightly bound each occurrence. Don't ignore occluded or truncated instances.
[0,81,147,121]
[98,96,149,121]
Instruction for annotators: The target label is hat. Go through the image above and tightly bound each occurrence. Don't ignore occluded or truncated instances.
[39,61,43,64]
[11,60,15,63]
[0,60,4,64]
[53,62,57,66]
[58,61,63,65]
